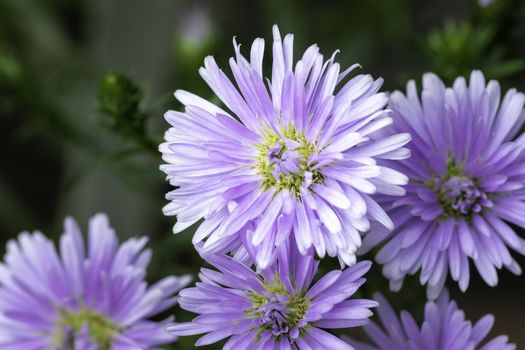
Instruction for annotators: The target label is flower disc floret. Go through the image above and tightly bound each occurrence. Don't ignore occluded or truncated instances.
[257,127,323,196]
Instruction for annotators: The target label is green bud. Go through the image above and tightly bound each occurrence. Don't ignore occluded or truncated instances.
[97,72,146,138]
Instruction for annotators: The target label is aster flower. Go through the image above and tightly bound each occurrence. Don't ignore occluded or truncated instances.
[166,241,378,349]
[0,214,190,350]
[479,0,496,7]
[348,291,515,350]
[361,70,525,298]
[160,25,411,268]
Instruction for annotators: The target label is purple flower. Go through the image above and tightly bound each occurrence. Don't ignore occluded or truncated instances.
[362,71,525,298]
[479,0,496,7]
[0,214,190,350]
[166,241,378,349]
[348,291,515,350]
[160,25,411,268]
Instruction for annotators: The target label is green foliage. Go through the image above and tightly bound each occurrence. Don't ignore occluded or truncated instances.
[423,20,524,82]
[0,52,23,86]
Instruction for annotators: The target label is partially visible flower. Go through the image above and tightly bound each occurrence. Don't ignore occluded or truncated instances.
[166,241,378,349]
[362,71,525,298]
[348,291,515,350]
[161,25,411,268]
[479,0,496,7]
[177,3,214,56]
[0,214,190,350]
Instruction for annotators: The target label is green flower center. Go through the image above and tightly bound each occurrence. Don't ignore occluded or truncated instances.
[247,278,310,340]
[256,127,324,197]
[54,307,122,350]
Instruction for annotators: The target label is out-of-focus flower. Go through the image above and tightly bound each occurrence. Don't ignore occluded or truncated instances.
[166,241,377,349]
[160,25,411,268]
[348,291,515,350]
[480,0,496,7]
[0,214,190,350]
[363,71,525,298]
[176,3,214,59]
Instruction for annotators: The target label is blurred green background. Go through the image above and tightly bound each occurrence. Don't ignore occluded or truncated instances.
[1,0,524,348]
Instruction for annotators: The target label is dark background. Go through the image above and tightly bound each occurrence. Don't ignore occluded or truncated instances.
[1,0,524,348]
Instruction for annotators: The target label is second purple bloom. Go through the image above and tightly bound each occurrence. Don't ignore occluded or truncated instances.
[363,71,525,298]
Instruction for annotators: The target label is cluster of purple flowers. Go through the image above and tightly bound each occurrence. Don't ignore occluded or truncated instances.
[159,26,523,349]
[1,24,523,349]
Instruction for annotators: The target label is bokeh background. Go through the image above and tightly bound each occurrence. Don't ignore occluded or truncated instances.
[1,0,524,348]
